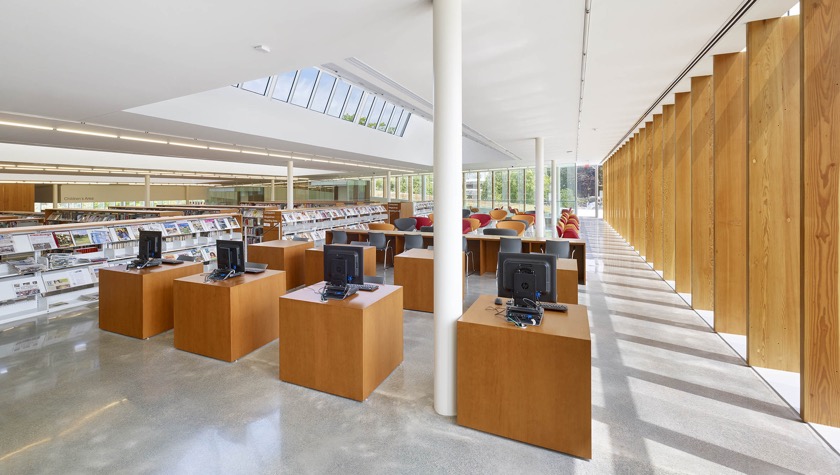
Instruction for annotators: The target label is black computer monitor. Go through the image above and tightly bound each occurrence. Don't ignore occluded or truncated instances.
[216,240,245,275]
[498,252,557,306]
[324,245,364,286]
[138,230,162,261]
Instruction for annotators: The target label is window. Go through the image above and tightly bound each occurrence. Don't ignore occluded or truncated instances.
[387,107,403,134]
[478,171,492,211]
[289,67,319,107]
[412,176,422,201]
[241,77,270,95]
[366,97,385,129]
[272,71,297,102]
[396,112,411,136]
[509,169,524,211]
[357,93,375,126]
[327,80,351,117]
[464,172,478,209]
[425,175,434,199]
[524,169,535,211]
[493,170,508,208]
[389,177,396,198]
[309,73,336,113]
[342,87,363,121]
[378,103,395,132]
[374,178,384,197]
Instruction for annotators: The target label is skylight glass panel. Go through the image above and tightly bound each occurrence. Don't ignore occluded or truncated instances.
[366,97,385,129]
[377,103,395,131]
[309,73,336,113]
[327,80,351,117]
[289,67,319,107]
[241,77,270,95]
[342,87,363,121]
[396,112,411,136]
[357,93,375,126]
[272,71,297,102]
[387,107,403,134]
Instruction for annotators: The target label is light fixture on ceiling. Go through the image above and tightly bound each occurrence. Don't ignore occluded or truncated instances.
[120,135,167,144]
[56,128,117,138]
[253,45,271,53]
[0,120,53,131]
[209,146,241,153]
[242,149,268,156]
[169,141,207,149]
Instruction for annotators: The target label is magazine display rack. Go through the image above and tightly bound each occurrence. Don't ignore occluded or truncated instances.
[0,213,241,325]
[263,204,388,242]
[156,204,280,245]
[43,208,181,224]
[0,212,43,228]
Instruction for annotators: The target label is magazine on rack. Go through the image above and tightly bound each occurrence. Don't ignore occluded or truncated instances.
[28,232,57,251]
[0,235,17,254]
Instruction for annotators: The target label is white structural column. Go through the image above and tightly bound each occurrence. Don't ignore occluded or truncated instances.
[144,174,151,207]
[550,159,558,236]
[535,137,545,238]
[270,178,276,201]
[52,184,58,208]
[286,161,294,208]
[386,171,392,202]
[433,0,462,417]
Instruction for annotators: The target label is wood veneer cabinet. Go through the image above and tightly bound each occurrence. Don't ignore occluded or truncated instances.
[247,239,313,290]
[393,248,464,312]
[99,262,202,339]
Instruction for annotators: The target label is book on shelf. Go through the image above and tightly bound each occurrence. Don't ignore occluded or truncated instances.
[52,231,74,248]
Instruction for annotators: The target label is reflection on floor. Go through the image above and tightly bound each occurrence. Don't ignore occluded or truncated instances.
[1,218,839,473]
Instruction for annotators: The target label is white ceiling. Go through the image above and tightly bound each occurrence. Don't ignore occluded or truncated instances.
[0,0,799,179]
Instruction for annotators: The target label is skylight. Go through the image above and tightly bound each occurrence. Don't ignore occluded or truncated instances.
[233,68,411,137]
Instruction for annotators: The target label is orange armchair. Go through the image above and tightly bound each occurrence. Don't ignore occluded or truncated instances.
[369,222,396,231]
[496,220,526,236]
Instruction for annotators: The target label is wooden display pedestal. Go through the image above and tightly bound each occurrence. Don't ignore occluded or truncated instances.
[393,249,464,313]
[99,262,203,339]
[457,295,591,458]
[279,283,404,401]
[247,240,313,290]
[304,245,376,286]
[556,258,579,304]
[173,270,286,362]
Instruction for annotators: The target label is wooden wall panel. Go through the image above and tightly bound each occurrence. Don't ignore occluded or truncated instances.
[691,76,715,310]
[675,92,692,293]
[713,52,748,335]
[644,124,654,261]
[747,17,800,372]
[653,114,664,270]
[634,133,645,255]
[0,184,35,211]
[662,104,676,281]
[802,0,840,426]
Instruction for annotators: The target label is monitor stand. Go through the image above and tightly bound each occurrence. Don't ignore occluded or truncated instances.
[322,283,358,301]
[130,258,161,269]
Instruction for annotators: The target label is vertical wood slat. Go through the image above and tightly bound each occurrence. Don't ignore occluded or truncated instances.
[713,52,748,335]
[653,114,664,270]
[635,132,645,254]
[802,0,840,425]
[644,123,654,262]
[747,16,801,372]
[675,92,692,293]
[662,104,677,281]
[691,75,715,311]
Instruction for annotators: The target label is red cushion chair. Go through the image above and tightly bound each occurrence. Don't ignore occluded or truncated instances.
[563,228,580,239]
[469,213,492,228]
[462,219,473,234]
[556,225,564,237]
[414,216,432,230]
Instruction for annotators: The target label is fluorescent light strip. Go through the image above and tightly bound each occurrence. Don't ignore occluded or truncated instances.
[209,147,241,153]
[56,128,118,138]
[0,120,53,130]
[242,150,268,156]
[268,153,291,159]
[169,141,207,149]
[119,135,167,144]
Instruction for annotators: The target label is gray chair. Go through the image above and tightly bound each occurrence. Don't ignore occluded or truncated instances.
[350,240,370,246]
[419,226,434,233]
[500,237,522,254]
[463,236,475,276]
[364,275,385,284]
[545,239,571,259]
[462,209,472,218]
[394,217,417,232]
[332,230,348,244]
[404,233,424,251]
[483,228,518,236]
[369,231,394,269]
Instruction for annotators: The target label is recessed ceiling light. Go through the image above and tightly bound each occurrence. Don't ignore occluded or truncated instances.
[169,141,207,149]
[56,128,117,138]
[0,120,53,130]
[209,146,241,153]
[254,45,271,53]
[242,150,268,156]
[120,135,167,144]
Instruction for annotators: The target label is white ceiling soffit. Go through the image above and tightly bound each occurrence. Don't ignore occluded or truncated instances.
[0,173,216,185]
[585,0,796,162]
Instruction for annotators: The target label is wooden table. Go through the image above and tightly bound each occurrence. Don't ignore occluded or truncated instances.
[173,270,286,362]
[326,229,586,284]
[556,258,579,304]
[304,244,376,286]
[99,262,203,339]
[247,239,313,290]
[457,295,591,458]
[279,283,404,401]
[393,249,464,312]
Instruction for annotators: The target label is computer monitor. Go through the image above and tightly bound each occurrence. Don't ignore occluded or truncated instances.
[323,244,365,286]
[498,252,557,306]
[216,240,245,276]
[138,230,162,262]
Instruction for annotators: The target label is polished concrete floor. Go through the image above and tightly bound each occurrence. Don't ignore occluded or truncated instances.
[2,218,839,474]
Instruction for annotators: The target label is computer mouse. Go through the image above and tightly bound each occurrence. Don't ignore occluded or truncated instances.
[494,297,503,305]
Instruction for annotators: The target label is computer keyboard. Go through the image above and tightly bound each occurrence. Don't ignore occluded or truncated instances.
[161,258,184,265]
[538,302,568,312]
[350,284,379,292]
